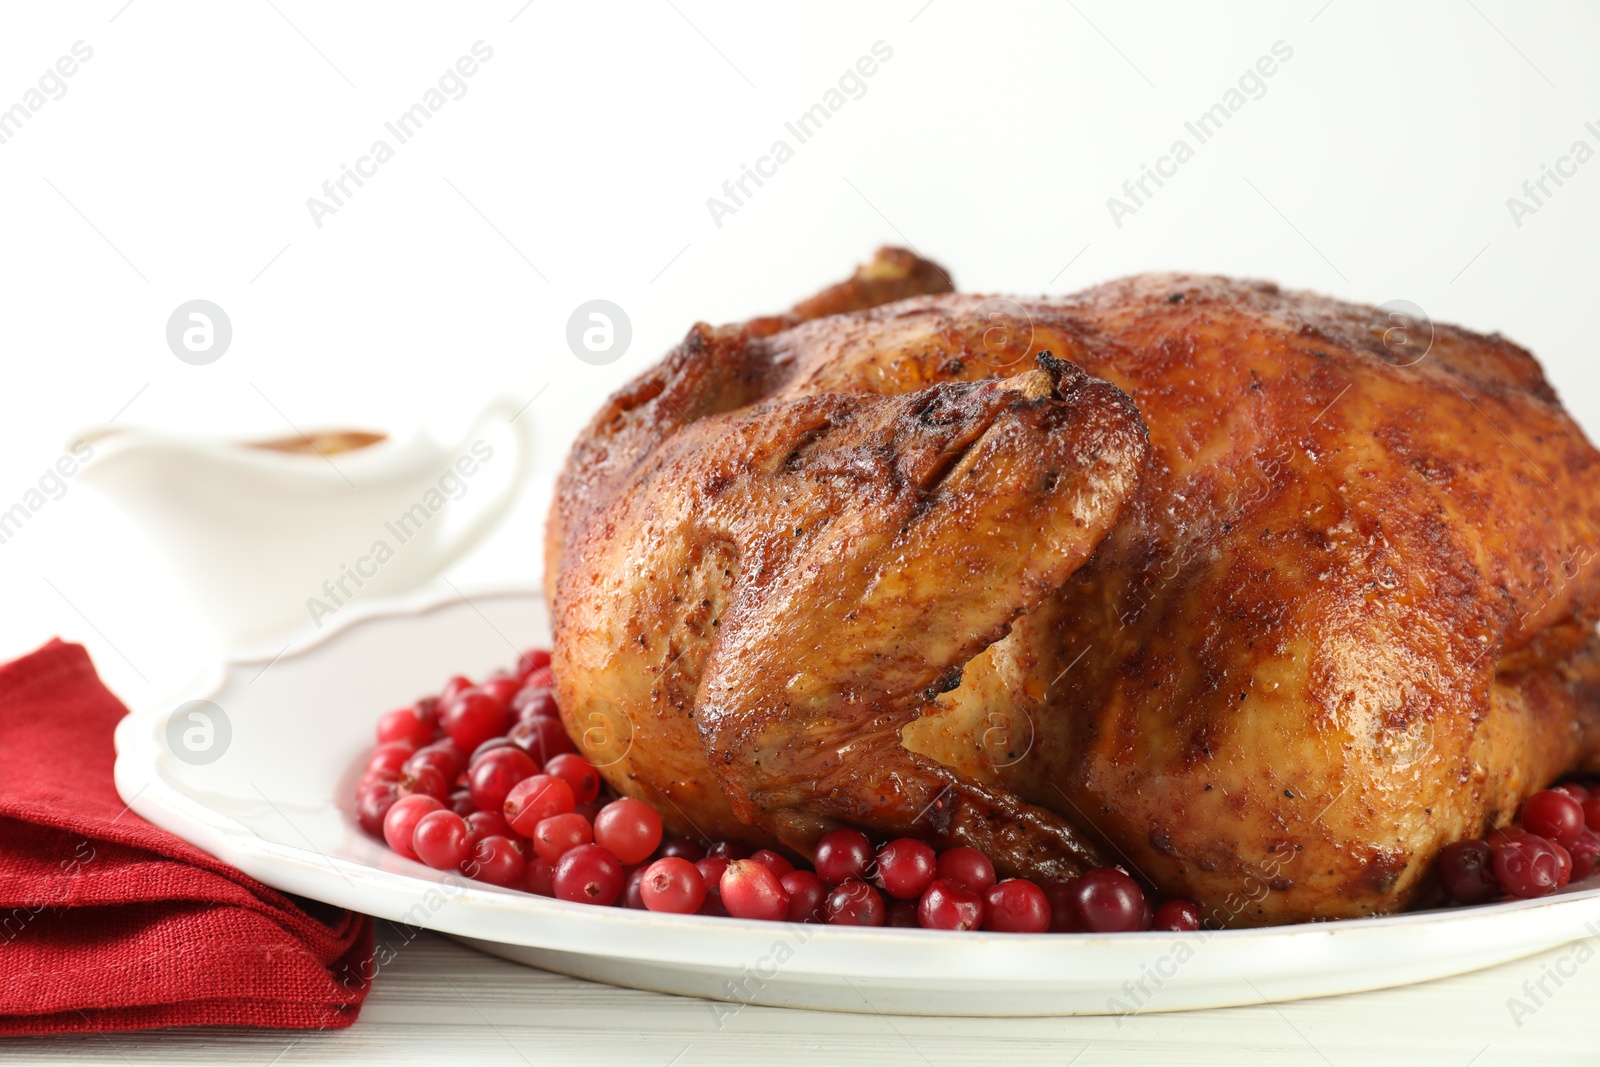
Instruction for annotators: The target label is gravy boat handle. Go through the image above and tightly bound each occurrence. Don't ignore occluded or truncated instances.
[428,395,535,573]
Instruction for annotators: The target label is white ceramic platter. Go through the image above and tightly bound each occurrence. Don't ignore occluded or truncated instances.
[113,586,1600,1016]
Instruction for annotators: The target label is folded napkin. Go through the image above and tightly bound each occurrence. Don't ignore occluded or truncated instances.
[0,639,373,1034]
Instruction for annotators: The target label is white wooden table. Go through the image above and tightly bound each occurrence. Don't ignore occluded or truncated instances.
[1,927,1591,1065]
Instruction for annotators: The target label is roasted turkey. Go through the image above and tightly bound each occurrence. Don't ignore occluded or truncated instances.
[546,249,1600,926]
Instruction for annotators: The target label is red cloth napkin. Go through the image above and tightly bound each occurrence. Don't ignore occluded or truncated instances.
[0,639,374,1034]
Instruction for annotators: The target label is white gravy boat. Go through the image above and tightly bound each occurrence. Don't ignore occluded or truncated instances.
[74,397,534,649]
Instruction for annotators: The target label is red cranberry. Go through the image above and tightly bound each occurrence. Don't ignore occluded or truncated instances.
[447,789,475,816]
[481,675,521,707]
[935,846,996,893]
[918,878,984,930]
[781,870,828,923]
[356,779,399,838]
[826,879,886,926]
[523,855,555,896]
[1494,833,1566,898]
[1583,796,1600,833]
[875,838,938,900]
[554,844,624,905]
[593,798,663,865]
[814,829,873,886]
[441,674,474,702]
[1153,899,1202,931]
[366,740,416,778]
[509,714,576,763]
[359,767,400,792]
[1043,881,1082,932]
[696,856,731,914]
[371,739,422,771]
[441,689,510,752]
[469,735,517,764]
[640,857,706,914]
[1554,782,1590,803]
[532,812,593,863]
[705,840,750,861]
[696,856,731,889]
[618,865,647,909]
[1065,868,1145,932]
[383,794,443,859]
[1436,840,1500,904]
[407,741,466,782]
[465,835,526,887]
[1554,841,1573,889]
[377,706,434,748]
[886,899,920,927]
[543,753,601,804]
[983,879,1050,933]
[1523,790,1586,847]
[748,849,794,877]
[468,747,539,812]
[524,665,554,690]
[465,810,511,846]
[397,764,449,800]
[517,648,552,680]
[720,860,790,921]
[1486,825,1527,851]
[412,695,441,731]
[512,685,559,721]
[660,838,707,862]
[412,809,471,870]
[504,774,576,836]
[1569,828,1600,883]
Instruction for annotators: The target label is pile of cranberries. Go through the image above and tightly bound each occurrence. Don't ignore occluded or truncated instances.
[1435,784,1600,904]
[354,646,1206,933]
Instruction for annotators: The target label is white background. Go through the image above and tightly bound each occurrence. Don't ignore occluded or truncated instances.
[0,0,1596,713]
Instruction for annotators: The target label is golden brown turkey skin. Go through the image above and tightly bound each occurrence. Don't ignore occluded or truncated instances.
[548,249,1600,925]
[551,360,1148,874]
